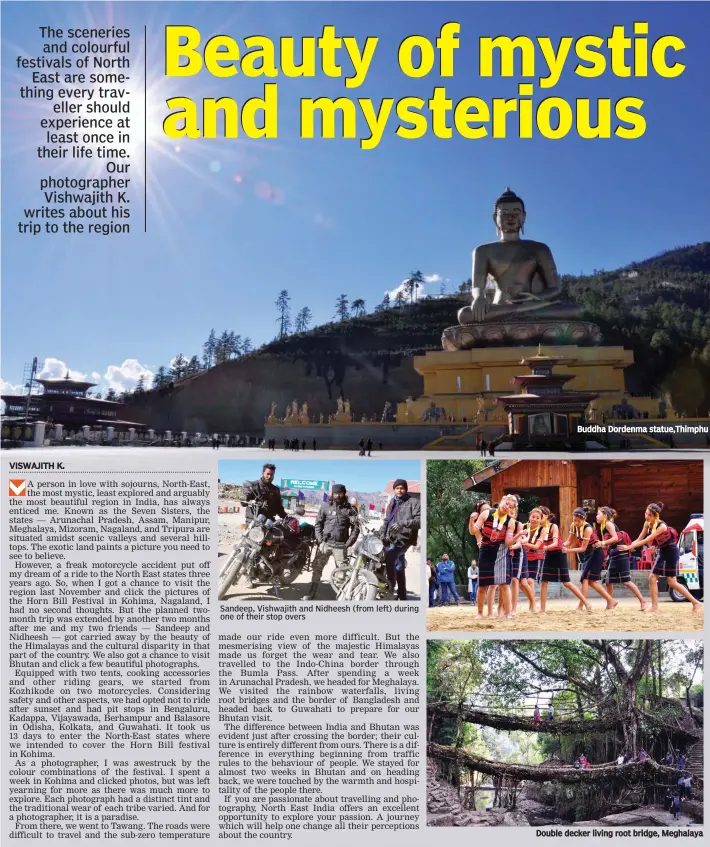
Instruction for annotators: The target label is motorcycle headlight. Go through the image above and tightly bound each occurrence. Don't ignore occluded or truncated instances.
[247,525,266,544]
[362,535,384,556]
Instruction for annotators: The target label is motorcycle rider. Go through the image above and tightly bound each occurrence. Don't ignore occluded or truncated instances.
[242,463,286,522]
[383,479,421,600]
[242,464,287,587]
[308,484,359,600]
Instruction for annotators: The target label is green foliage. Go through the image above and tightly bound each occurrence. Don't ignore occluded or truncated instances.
[139,244,710,412]
[564,243,710,412]
[426,459,490,579]
[427,640,483,705]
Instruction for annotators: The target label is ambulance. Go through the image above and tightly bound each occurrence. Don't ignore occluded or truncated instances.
[668,513,704,602]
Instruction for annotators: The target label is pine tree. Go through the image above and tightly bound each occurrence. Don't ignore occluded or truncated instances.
[275,290,291,337]
[134,375,145,394]
[242,337,253,354]
[202,329,217,369]
[334,294,349,321]
[374,293,391,313]
[170,354,188,381]
[215,331,231,364]
[405,270,425,303]
[294,307,313,333]
[351,298,366,317]
[152,367,168,389]
[394,291,406,308]
[186,356,201,375]
[105,388,118,401]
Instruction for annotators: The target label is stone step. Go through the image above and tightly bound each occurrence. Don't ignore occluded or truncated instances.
[428,812,456,827]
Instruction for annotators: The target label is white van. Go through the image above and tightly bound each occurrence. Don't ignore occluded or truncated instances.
[669,514,704,602]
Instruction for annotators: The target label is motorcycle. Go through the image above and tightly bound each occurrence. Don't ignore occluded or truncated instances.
[218,500,316,600]
[329,516,395,601]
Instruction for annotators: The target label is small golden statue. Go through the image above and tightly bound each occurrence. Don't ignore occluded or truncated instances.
[299,402,309,424]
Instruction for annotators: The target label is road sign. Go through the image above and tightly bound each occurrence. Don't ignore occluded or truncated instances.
[281,478,329,492]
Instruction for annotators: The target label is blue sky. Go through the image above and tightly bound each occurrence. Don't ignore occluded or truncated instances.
[2,2,709,396]
[218,458,420,490]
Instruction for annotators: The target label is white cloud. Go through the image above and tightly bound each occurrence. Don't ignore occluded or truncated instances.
[1,378,26,396]
[104,359,154,394]
[385,273,450,302]
[38,357,87,381]
[91,371,101,381]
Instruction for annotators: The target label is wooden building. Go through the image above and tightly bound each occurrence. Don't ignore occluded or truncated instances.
[1,376,146,433]
[463,460,703,567]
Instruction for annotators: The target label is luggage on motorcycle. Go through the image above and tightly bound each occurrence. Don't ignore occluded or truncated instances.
[299,523,315,539]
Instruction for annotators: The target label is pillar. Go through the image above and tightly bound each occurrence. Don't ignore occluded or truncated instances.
[54,424,63,441]
[165,430,172,442]
[128,428,135,441]
[33,421,46,447]
[82,425,90,440]
[148,429,155,441]
[181,431,188,442]
[106,426,115,443]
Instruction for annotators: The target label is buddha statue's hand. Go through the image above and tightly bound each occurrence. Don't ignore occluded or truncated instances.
[471,296,488,322]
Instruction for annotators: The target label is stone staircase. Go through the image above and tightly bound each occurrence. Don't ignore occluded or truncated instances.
[426,759,531,826]
[427,760,478,826]
[686,741,703,780]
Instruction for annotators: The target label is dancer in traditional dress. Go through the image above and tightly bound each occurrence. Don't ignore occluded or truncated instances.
[619,502,701,614]
[468,500,490,536]
[562,507,617,609]
[470,496,524,618]
[539,511,591,613]
[595,506,647,609]
[523,507,547,587]
[508,499,537,615]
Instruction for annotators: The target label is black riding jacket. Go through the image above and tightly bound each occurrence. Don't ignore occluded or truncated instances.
[315,500,360,548]
[243,478,286,521]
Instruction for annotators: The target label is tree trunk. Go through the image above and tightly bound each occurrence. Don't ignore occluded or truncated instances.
[428,743,689,786]
[657,641,663,699]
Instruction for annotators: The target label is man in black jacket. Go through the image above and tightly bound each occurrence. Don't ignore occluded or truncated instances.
[307,484,359,600]
[383,479,420,600]
[242,464,286,521]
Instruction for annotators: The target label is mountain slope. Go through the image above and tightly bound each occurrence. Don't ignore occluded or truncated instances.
[125,244,710,431]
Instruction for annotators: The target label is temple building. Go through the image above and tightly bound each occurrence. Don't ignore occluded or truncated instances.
[496,346,599,449]
[1,375,147,436]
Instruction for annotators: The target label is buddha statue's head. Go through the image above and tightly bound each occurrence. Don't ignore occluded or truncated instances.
[493,187,526,239]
